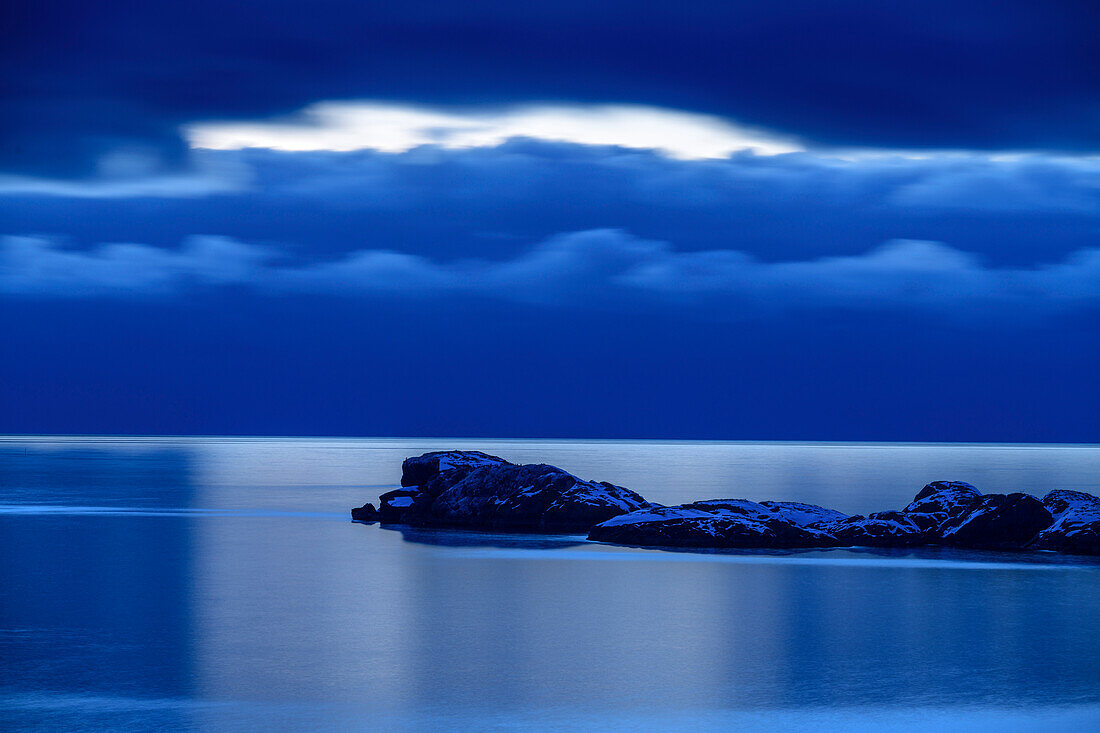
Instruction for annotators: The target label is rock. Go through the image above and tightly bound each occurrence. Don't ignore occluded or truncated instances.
[825,511,930,547]
[588,499,846,548]
[353,453,1095,557]
[376,451,514,524]
[351,502,379,522]
[385,456,652,532]
[1042,489,1100,517]
[1030,490,1100,555]
[939,493,1053,550]
[760,501,849,525]
[401,450,510,487]
[821,481,979,547]
[378,488,422,522]
[903,481,982,522]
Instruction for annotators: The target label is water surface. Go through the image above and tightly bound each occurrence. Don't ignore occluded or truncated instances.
[2,438,1098,731]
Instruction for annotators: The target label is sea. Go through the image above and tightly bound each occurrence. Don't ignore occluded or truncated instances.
[2,437,1099,731]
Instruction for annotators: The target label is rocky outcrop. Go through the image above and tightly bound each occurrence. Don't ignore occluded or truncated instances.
[824,511,931,547]
[378,488,422,522]
[1030,490,1100,555]
[351,502,379,522]
[400,450,510,487]
[590,480,1086,554]
[354,453,1100,556]
[902,480,981,522]
[369,451,651,532]
[938,492,1052,550]
[587,499,846,548]
[818,480,980,546]
[376,451,513,523]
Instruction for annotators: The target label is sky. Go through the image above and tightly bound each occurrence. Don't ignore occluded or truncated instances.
[1,1,1097,440]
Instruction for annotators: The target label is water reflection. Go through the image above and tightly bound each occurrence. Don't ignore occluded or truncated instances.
[0,443,196,730]
[194,516,1100,714]
[379,525,590,550]
[1,438,1098,730]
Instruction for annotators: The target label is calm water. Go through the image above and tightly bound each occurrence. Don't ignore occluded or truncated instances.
[2,437,1099,731]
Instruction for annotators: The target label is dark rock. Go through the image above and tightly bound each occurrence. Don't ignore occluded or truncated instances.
[760,501,850,525]
[1042,489,1100,517]
[351,502,379,522]
[378,488,422,523]
[588,499,846,549]
[825,511,930,547]
[903,481,982,522]
[939,493,1053,550]
[401,450,510,487]
[820,481,979,547]
[386,457,651,532]
[1030,490,1100,555]
[353,453,1096,557]
[906,511,948,533]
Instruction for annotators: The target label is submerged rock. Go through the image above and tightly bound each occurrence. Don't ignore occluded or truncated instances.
[1030,490,1100,555]
[587,499,846,548]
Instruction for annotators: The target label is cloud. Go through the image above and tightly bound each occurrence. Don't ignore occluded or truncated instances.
[186,102,803,159]
[3,2,1097,177]
[620,238,1100,316]
[3,143,1096,273]
[0,236,274,296]
[0,154,249,199]
[4,231,1097,324]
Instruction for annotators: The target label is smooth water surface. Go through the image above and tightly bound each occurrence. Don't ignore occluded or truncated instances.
[2,438,1099,731]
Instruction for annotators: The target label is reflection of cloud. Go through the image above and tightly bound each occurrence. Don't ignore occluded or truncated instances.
[186,101,803,159]
[3,231,1098,322]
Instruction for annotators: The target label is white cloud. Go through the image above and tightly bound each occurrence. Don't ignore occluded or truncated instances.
[185,101,804,159]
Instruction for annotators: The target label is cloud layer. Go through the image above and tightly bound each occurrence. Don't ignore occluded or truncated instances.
[4,2,1097,176]
[186,102,803,159]
[5,230,1097,323]
[3,143,1098,274]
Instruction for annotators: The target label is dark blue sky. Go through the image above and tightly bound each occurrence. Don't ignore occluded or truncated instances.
[1,2,1097,440]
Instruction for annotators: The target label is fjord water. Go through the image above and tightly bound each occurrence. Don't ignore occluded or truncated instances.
[2,438,1099,731]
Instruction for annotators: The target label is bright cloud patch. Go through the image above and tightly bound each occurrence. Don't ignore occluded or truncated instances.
[185,102,804,159]
[4,231,1098,323]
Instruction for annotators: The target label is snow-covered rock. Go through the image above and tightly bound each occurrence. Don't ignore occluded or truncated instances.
[372,453,652,532]
[761,501,848,526]
[1030,490,1100,555]
[823,481,983,548]
[588,499,846,548]
[400,450,511,487]
[902,481,982,522]
[824,511,931,547]
[353,453,1095,556]
[939,492,1053,550]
